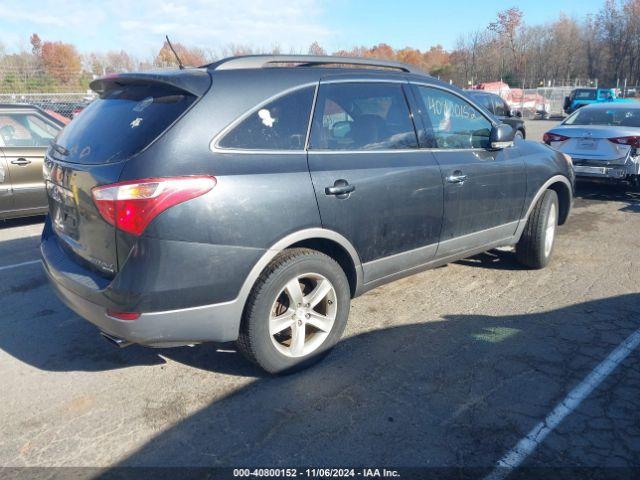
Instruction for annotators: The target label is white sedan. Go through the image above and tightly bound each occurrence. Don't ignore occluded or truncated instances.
[543,103,640,190]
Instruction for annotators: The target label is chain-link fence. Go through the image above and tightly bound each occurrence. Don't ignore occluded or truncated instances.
[0,92,95,122]
[508,86,587,119]
[534,87,576,118]
[0,63,96,121]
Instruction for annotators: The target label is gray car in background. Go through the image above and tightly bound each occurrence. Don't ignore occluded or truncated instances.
[465,90,526,139]
[41,55,574,374]
[544,103,640,190]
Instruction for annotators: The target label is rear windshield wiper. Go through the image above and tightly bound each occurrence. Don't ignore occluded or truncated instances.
[50,141,69,156]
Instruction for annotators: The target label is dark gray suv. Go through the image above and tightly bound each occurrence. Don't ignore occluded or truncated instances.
[41,55,574,373]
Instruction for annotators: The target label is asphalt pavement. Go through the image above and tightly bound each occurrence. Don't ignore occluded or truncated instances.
[0,121,638,477]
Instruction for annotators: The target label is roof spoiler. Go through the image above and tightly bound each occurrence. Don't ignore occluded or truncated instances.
[90,69,212,97]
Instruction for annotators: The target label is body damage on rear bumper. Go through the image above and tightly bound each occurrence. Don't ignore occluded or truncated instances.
[572,154,640,180]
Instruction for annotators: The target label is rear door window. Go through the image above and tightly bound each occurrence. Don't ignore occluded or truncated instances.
[309,82,418,150]
[218,86,315,150]
[53,84,196,164]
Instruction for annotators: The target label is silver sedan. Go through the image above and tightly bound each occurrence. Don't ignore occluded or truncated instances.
[543,103,640,190]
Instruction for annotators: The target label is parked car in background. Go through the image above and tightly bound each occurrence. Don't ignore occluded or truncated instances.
[544,103,640,190]
[563,87,633,115]
[41,55,574,374]
[465,90,526,138]
[0,104,65,220]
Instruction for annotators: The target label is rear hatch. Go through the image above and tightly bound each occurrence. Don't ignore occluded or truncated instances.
[45,71,209,277]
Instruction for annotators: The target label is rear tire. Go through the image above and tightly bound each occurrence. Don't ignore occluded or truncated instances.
[237,248,350,374]
[516,190,559,269]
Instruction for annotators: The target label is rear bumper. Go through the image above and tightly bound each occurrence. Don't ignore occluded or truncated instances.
[41,219,245,346]
[573,165,630,179]
[45,272,243,346]
[573,161,638,180]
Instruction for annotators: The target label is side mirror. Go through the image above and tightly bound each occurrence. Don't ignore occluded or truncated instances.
[513,110,523,118]
[490,123,515,149]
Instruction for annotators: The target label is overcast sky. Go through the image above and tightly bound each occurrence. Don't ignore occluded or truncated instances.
[0,0,605,58]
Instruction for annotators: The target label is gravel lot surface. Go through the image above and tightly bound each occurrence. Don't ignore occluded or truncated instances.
[1,120,638,476]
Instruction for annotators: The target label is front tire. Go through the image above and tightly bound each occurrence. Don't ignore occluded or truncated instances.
[237,248,351,374]
[516,190,559,269]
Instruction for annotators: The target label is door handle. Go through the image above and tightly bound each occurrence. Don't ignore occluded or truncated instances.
[446,171,467,184]
[11,158,31,166]
[325,179,355,197]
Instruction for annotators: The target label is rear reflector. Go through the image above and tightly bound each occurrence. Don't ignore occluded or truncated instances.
[543,132,569,145]
[106,310,141,321]
[92,176,216,236]
[608,136,640,149]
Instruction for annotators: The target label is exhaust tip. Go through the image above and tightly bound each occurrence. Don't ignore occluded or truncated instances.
[100,332,132,348]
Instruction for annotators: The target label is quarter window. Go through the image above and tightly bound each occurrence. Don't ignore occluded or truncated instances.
[417,87,492,149]
[309,83,418,150]
[218,86,315,150]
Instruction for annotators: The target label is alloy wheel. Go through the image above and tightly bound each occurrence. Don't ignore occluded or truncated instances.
[544,202,557,257]
[269,273,337,357]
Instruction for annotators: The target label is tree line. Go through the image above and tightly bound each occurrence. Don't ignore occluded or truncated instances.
[1,0,639,94]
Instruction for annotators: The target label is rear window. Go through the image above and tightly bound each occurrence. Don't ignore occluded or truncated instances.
[564,107,640,127]
[53,84,195,164]
[574,89,597,100]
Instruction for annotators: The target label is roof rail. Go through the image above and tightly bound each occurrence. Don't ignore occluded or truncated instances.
[205,55,425,75]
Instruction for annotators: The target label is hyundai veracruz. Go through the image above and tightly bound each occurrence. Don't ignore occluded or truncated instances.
[42,55,574,373]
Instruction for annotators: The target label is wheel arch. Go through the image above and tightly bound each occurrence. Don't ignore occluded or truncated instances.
[516,175,573,240]
[239,229,363,306]
[288,238,359,297]
[547,180,571,225]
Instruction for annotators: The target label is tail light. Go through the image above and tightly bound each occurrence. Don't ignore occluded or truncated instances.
[608,136,640,149]
[92,176,216,236]
[543,132,569,145]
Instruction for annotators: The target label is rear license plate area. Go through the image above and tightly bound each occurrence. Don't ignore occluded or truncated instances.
[577,138,598,150]
[46,181,79,238]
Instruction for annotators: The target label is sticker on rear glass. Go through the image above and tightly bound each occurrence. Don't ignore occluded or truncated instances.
[258,109,276,127]
[133,96,153,112]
